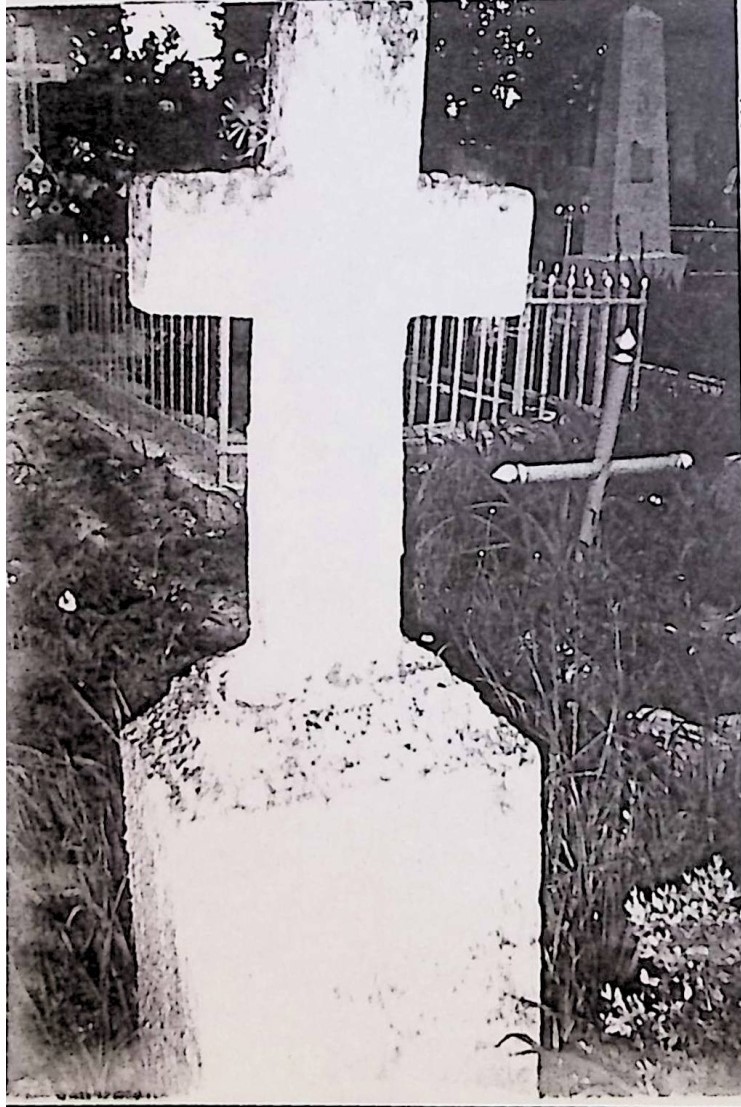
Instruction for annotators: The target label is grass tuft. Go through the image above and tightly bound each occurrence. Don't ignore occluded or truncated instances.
[404,392,741,1050]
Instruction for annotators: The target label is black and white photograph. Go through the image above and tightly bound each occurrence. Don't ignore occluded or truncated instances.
[5,0,741,1101]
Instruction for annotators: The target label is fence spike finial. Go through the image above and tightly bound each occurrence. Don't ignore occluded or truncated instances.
[584,267,595,289]
[602,269,614,289]
[566,265,577,289]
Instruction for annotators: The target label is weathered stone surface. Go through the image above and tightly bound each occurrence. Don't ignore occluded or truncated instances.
[576,4,686,284]
[122,643,541,1101]
[122,2,540,1098]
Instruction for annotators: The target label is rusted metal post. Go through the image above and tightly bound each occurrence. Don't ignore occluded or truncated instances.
[577,326,636,551]
[490,326,694,555]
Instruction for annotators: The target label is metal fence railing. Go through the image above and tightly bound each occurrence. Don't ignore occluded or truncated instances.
[404,266,649,434]
[57,236,247,485]
[50,241,649,481]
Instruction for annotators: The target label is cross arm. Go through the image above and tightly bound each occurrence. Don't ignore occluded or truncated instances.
[403,176,534,319]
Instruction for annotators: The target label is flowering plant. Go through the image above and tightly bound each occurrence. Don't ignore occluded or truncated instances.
[13,151,65,223]
[601,855,741,1052]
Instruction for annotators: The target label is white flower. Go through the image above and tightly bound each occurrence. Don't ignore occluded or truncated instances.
[57,589,78,612]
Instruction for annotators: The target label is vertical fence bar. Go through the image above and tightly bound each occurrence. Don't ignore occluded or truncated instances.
[575,270,594,406]
[77,247,84,343]
[103,256,113,383]
[591,271,613,407]
[133,301,143,399]
[525,299,541,398]
[69,244,77,341]
[65,242,74,340]
[98,255,106,381]
[157,314,165,410]
[538,271,558,416]
[512,302,533,416]
[448,316,466,428]
[490,316,507,425]
[186,318,194,425]
[66,245,73,341]
[162,315,169,410]
[118,253,128,386]
[87,253,95,367]
[427,316,442,427]
[81,249,89,354]
[526,261,549,398]
[74,245,81,340]
[471,319,490,432]
[166,315,173,413]
[558,266,576,400]
[79,251,85,343]
[629,276,650,411]
[101,258,108,373]
[89,252,96,358]
[95,255,103,380]
[405,317,423,427]
[173,316,182,418]
[55,232,69,354]
[94,255,101,366]
[218,317,231,485]
[202,317,211,435]
[150,314,159,409]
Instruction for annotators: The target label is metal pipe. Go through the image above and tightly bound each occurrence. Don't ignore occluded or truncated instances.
[492,452,694,485]
[578,326,635,550]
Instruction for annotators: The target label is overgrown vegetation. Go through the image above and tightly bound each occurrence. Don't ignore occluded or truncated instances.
[7,375,246,1094]
[7,363,740,1094]
[404,383,741,1062]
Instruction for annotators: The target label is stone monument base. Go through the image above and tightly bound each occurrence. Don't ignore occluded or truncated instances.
[120,640,542,1102]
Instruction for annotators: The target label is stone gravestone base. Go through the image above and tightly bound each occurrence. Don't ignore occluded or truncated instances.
[121,641,541,1102]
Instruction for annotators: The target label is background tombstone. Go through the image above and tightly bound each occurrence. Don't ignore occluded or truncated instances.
[123,2,541,1100]
[571,3,686,285]
[6,22,68,153]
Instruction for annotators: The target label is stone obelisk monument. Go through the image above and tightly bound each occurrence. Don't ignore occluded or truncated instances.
[123,3,541,1101]
[572,3,686,285]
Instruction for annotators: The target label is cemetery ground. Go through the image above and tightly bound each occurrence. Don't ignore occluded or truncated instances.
[6,351,741,1098]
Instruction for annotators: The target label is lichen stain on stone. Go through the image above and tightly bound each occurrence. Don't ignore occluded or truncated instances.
[345,0,423,70]
[123,644,533,819]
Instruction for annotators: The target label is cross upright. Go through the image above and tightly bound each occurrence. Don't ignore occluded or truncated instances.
[130,0,533,694]
[124,4,540,1100]
[7,24,68,151]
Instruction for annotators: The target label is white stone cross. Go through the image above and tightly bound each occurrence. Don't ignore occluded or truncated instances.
[6,24,68,151]
[124,4,540,1100]
[130,0,533,691]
